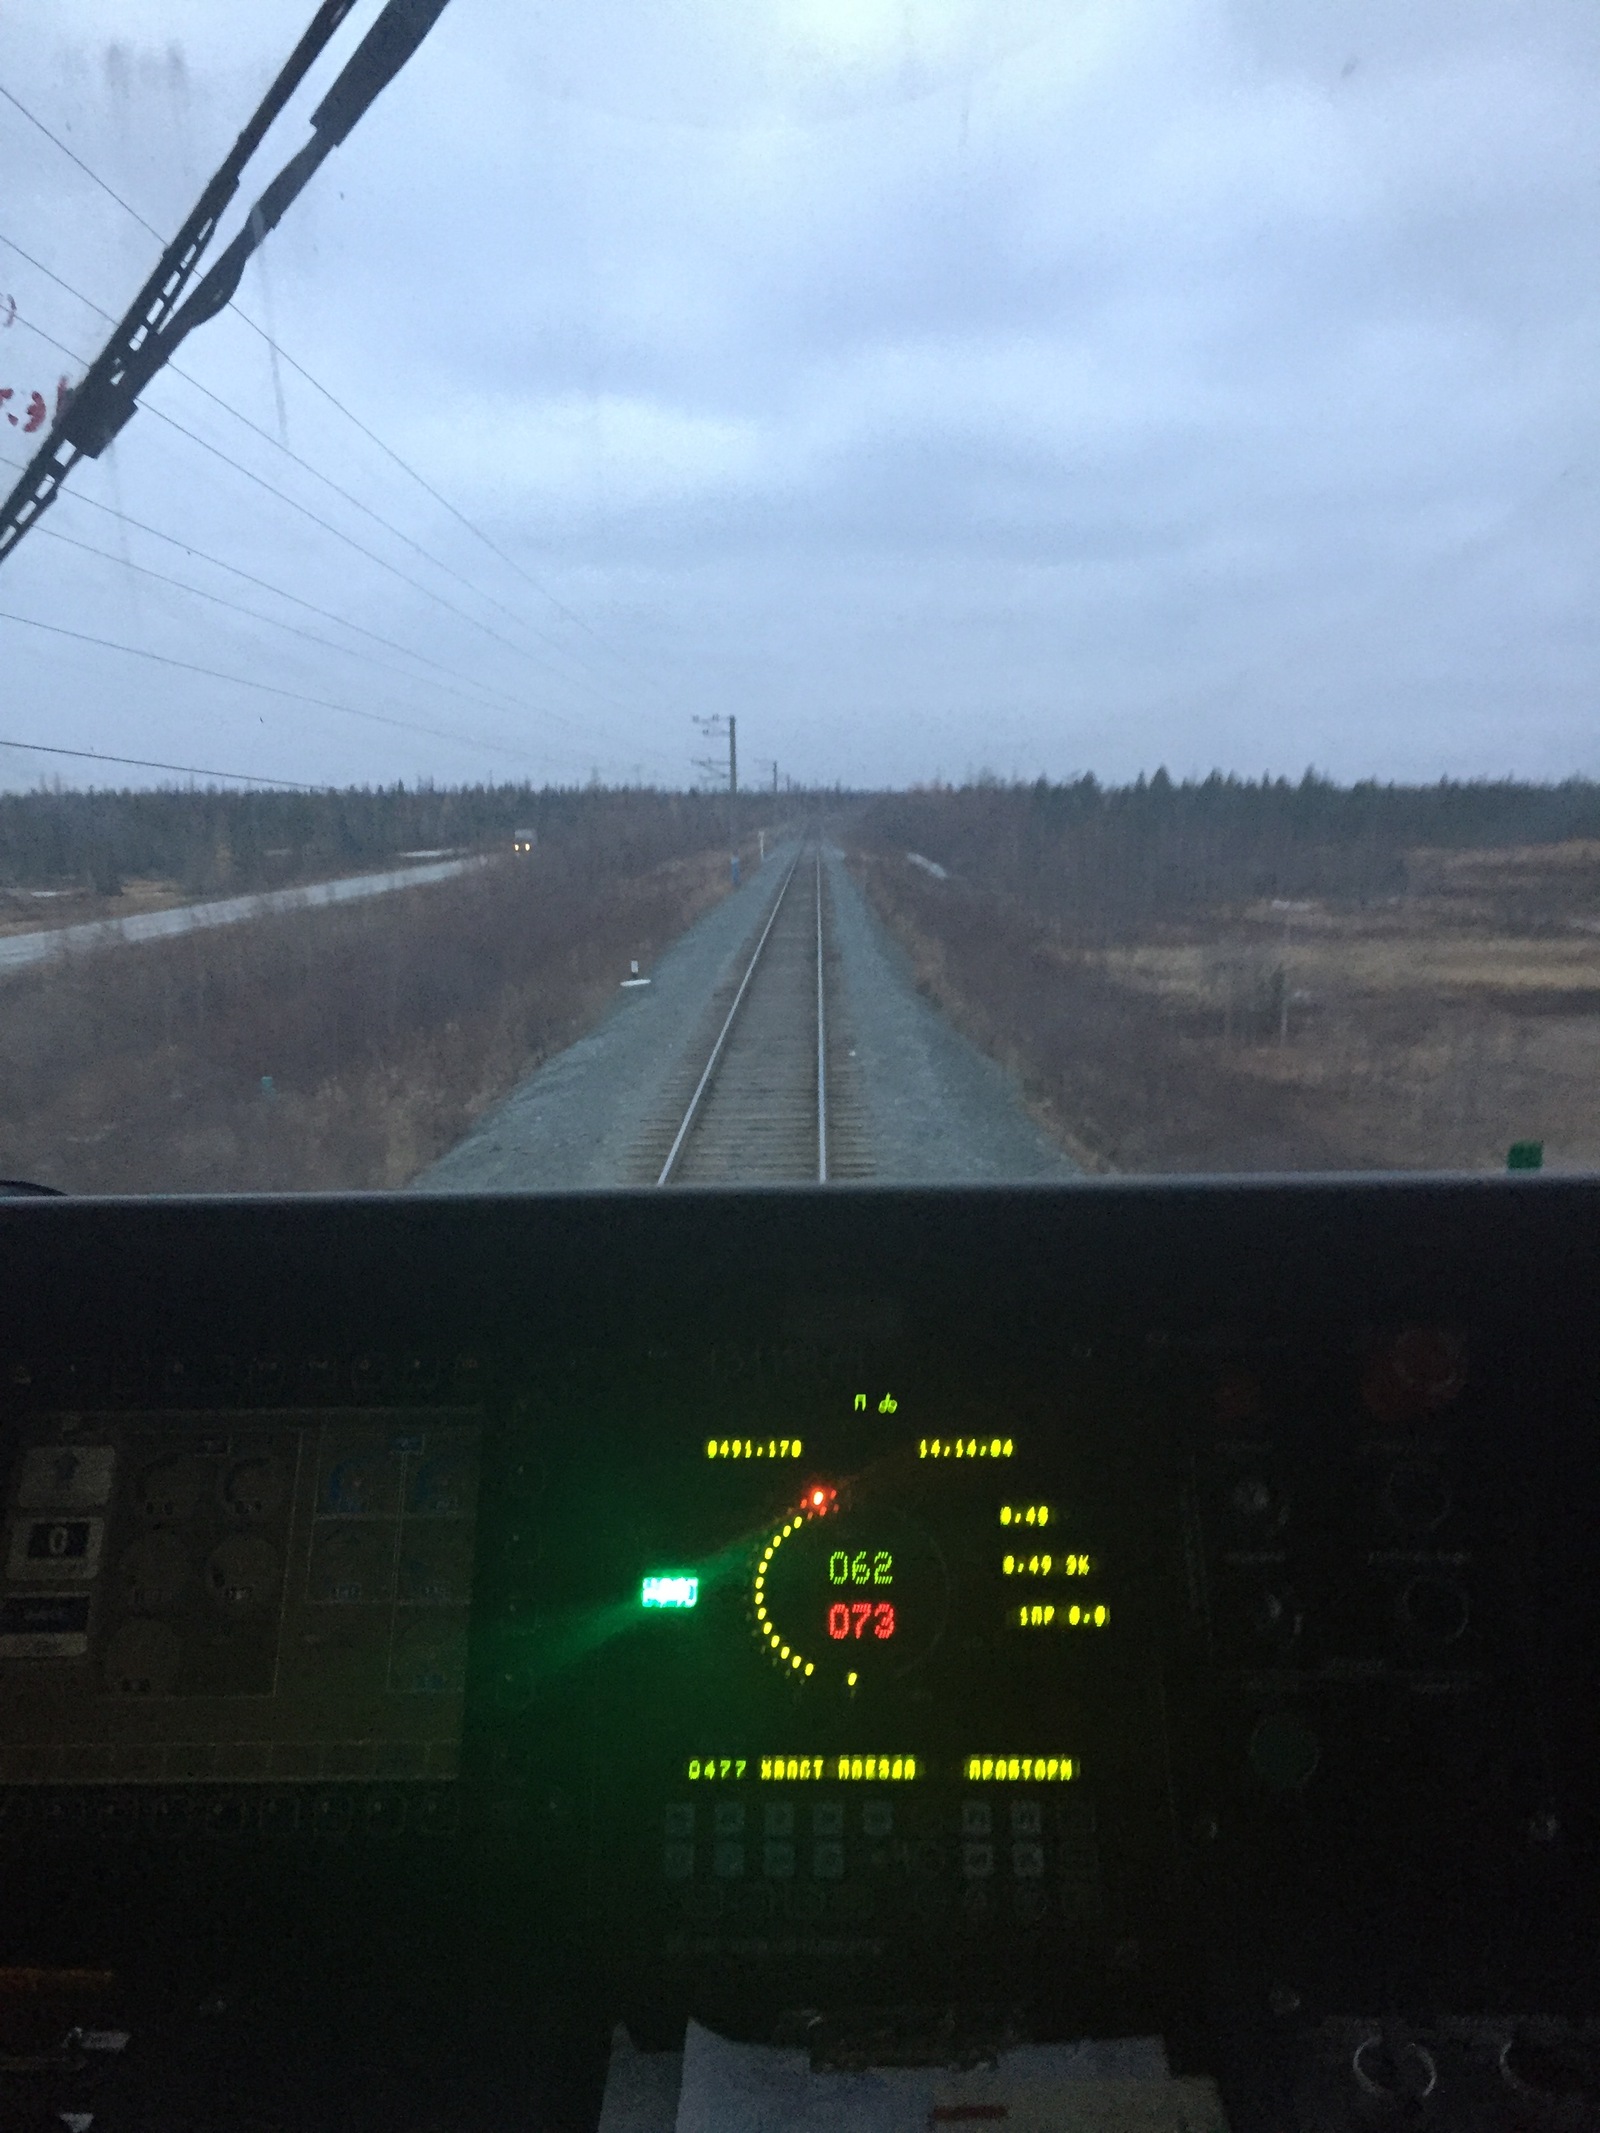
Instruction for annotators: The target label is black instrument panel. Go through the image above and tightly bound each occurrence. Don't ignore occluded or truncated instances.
[0,1177,1596,2127]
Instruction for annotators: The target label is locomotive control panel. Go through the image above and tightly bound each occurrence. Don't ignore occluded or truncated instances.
[0,1180,1595,2130]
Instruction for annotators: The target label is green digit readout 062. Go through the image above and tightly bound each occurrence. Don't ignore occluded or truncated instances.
[828,1550,893,1587]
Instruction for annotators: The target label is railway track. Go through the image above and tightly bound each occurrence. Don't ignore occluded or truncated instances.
[637,846,868,1186]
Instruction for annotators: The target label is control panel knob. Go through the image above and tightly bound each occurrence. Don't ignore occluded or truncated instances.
[1352,2032,1438,2108]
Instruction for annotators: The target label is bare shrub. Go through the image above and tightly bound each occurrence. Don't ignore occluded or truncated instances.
[0,821,736,1193]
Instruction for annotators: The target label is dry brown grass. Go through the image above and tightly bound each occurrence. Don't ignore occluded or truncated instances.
[0,834,737,1194]
[853,840,1600,1174]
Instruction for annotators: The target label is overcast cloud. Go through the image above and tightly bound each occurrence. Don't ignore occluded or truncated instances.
[0,0,1598,791]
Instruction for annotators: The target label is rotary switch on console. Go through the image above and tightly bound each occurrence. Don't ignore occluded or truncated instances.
[1351,2032,1438,2109]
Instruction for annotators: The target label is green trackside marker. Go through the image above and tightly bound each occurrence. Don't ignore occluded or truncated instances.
[1507,1141,1544,1171]
[641,1574,699,1609]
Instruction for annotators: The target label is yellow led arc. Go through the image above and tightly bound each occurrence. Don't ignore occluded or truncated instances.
[753,1504,826,1681]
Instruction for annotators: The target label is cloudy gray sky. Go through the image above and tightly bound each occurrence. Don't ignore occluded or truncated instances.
[0,0,1597,792]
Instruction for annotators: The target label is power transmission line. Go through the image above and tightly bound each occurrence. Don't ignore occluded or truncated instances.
[0,83,164,241]
[3,226,679,722]
[0,606,569,771]
[0,71,686,715]
[0,447,596,721]
[247,321,683,700]
[9,302,679,763]
[30,518,550,730]
[10,304,540,660]
[0,229,545,632]
[0,1,461,565]
[0,735,321,789]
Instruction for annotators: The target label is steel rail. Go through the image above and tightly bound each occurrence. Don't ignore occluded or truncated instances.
[815,854,828,1183]
[656,851,804,1186]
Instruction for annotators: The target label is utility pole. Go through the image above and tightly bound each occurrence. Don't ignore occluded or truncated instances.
[691,714,740,883]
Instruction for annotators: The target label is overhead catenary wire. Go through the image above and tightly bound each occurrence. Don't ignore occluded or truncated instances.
[0,448,589,717]
[0,228,640,700]
[0,606,569,772]
[0,79,686,722]
[6,305,682,768]
[0,735,322,789]
[241,318,685,703]
[29,517,554,730]
[0,82,164,243]
[11,307,549,667]
[0,75,686,725]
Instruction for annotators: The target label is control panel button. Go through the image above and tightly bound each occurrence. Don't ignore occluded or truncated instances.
[762,1841,795,1879]
[711,1841,744,1879]
[812,1840,844,1879]
[662,1843,694,1881]
[962,1841,995,1878]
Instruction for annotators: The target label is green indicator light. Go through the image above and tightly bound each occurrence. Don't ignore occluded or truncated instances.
[641,1574,699,1609]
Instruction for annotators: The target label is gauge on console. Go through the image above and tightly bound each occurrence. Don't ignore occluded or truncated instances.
[752,1488,949,1689]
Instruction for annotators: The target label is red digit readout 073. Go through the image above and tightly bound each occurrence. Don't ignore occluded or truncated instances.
[828,1601,895,1640]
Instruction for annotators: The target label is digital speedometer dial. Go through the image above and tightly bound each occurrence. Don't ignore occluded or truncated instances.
[752,1492,949,1687]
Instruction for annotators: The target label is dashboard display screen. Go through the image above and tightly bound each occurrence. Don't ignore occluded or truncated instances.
[0,1413,481,1784]
[575,1381,1123,1804]
[536,1361,1165,1981]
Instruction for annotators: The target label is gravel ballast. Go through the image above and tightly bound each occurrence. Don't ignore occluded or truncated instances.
[414,842,1071,1190]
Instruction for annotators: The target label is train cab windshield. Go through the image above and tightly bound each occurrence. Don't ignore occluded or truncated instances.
[0,4,1598,2130]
